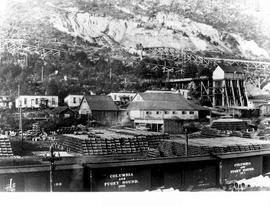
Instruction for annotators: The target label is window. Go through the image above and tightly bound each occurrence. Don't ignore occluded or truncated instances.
[146,111,151,115]
[73,97,76,104]
[182,111,187,114]
[35,98,38,105]
[172,111,176,114]
[64,114,70,118]
[165,111,169,114]
[24,98,27,105]
[52,98,55,105]
[189,111,194,114]
[156,111,160,115]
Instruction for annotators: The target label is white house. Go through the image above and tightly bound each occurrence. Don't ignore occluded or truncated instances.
[108,92,136,102]
[0,96,12,109]
[15,95,58,109]
[64,95,84,108]
[129,93,201,120]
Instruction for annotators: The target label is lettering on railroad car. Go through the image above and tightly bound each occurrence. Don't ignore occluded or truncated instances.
[104,172,139,189]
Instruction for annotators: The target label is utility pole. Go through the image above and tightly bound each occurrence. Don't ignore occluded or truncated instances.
[41,65,44,82]
[185,128,189,156]
[109,67,112,91]
[18,85,23,155]
[42,145,62,192]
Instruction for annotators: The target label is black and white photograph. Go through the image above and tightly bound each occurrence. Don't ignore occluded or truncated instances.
[1,0,270,203]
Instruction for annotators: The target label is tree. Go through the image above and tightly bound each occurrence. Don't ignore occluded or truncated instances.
[46,79,58,95]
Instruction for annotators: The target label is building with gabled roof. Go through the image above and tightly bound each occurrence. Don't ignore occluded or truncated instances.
[64,95,84,108]
[127,92,208,133]
[15,95,58,109]
[49,106,78,120]
[212,65,248,107]
[79,95,119,126]
[0,96,13,109]
[213,65,244,81]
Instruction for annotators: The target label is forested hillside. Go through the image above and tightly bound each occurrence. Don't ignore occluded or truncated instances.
[0,0,269,103]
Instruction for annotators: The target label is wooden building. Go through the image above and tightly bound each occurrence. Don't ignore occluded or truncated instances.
[212,65,248,107]
[15,95,58,109]
[127,92,208,133]
[0,96,13,109]
[259,103,270,116]
[49,106,78,120]
[79,95,119,126]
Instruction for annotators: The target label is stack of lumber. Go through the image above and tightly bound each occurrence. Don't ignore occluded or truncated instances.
[58,135,149,156]
[200,127,226,138]
[0,136,13,157]
[230,131,243,137]
[157,137,270,157]
[57,128,167,156]
[107,128,169,148]
[190,128,253,139]
[57,135,84,154]
[257,129,270,140]
[242,132,252,139]
[57,127,80,134]
[189,127,228,139]
[147,148,160,158]
[158,139,208,157]
[188,132,201,139]
[158,140,177,157]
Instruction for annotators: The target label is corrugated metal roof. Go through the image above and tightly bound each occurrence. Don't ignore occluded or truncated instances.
[85,95,118,111]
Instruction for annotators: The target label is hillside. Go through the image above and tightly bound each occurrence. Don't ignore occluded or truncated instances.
[0,0,270,101]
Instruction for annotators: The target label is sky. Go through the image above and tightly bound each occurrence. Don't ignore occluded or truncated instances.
[0,0,8,17]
